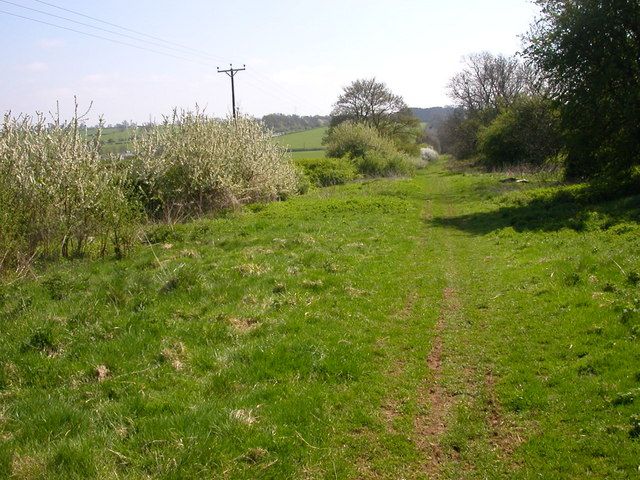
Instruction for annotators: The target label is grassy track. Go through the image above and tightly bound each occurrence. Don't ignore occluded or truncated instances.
[1,160,640,478]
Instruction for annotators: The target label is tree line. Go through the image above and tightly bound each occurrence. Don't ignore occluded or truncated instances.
[439,0,639,187]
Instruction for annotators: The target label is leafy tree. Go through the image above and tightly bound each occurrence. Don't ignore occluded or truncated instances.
[331,78,406,128]
[478,96,562,167]
[525,0,640,179]
[329,78,421,155]
[443,52,545,160]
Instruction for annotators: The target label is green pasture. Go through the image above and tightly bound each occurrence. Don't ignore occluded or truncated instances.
[1,159,639,478]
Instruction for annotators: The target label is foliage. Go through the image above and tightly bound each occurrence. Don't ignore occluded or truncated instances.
[132,111,301,222]
[477,96,562,167]
[354,150,415,177]
[438,109,483,159]
[324,121,396,159]
[294,157,358,187]
[330,78,422,155]
[420,127,441,152]
[525,0,640,180]
[331,78,407,128]
[323,122,415,178]
[0,111,139,272]
[0,108,303,273]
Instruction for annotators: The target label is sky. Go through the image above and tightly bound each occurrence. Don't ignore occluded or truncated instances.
[0,0,540,124]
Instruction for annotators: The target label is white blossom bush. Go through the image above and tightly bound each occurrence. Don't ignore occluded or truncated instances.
[0,111,138,272]
[131,111,301,222]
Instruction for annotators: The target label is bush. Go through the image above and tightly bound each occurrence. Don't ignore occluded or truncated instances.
[354,151,415,177]
[131,111,301,221]
[323,122,416,178]
[295,158,357,187]
[0,111,139,271]
[477,97,562,168]
[0,108,304,274]
[438,110,482,159]
[324,122,397,160]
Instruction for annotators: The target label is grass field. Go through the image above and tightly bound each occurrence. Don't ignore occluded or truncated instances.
[87,125,329,157]
[275,127,327,158]
[84,127,133,154]
[1,159,640,478]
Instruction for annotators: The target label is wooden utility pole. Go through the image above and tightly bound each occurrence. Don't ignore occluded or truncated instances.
[217,64,246,120]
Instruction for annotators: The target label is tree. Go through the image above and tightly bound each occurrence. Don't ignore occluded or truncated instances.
[329,78,421,155]
[438,109,482,159]
[331,78,406,128]
[525,0,640,179]
[447,52,539,117]
[477,96,562,168]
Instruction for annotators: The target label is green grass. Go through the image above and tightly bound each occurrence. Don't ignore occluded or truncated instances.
[84,127,133,154]
[275,127,327,158]
[1,160,640,478]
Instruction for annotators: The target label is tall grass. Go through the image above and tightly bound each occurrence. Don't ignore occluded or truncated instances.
[0,108,302,274]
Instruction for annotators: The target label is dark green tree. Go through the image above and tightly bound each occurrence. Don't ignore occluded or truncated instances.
[477,96,562,167]
[525,0,640,179]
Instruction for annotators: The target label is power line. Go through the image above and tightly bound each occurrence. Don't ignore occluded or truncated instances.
[0,9,214,66]
[2,2,328,115]
[31,0,228,63]
[0,0,222,62]
[26,0,327,113]
[246,70,328,114]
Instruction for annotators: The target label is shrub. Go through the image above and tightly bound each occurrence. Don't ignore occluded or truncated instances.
[477,96,562,168]
[295,158,357,187]
[324,122,416,178]
[0,111,139,272]
[438,110,482,159]
[324,122,397,160]
[355,151,415,177]
[131,111,301,222]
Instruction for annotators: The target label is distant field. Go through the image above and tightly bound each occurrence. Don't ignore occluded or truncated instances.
[84,127,133,154]
[86,125,330,157]
[275,127,327,159]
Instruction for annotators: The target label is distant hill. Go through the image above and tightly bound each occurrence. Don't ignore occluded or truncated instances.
[410,107,456,130]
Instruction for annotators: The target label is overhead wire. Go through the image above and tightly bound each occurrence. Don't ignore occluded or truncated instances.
[31,0,227,62]
[0,0,228,63]
[0,9,217,66]
[2,0,328,114]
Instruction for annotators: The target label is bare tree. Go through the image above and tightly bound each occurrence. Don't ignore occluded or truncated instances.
[447,52,536,114]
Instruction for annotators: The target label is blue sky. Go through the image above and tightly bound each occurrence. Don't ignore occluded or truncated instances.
[0,0,539,124]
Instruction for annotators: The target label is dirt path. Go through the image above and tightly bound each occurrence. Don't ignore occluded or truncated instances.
[415,286,458,477]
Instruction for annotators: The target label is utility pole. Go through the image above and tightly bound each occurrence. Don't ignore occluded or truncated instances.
[217,64,246,120]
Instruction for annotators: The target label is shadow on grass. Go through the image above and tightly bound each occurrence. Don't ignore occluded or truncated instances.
[429,187,640,235]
